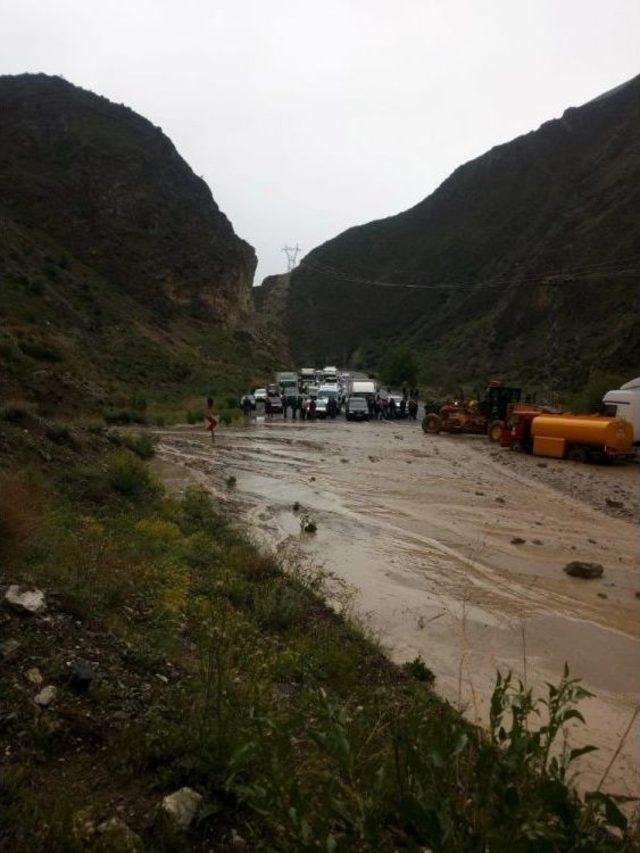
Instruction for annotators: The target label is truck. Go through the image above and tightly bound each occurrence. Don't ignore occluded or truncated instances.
[501,409,634,462]
[602,377,640,445]
[275,372,299,403]
[349,379,377,403]
[322,366,338,383]
[299,368,316,391]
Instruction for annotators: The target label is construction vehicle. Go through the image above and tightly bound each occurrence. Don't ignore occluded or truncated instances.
[422,381,521,441]
[501,410,634,462]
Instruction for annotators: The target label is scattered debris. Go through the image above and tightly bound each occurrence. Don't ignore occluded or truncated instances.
[34,685,57,707]
[597,593,608,599]
[495,496,505,504]
[4,584,46,615]
[605,498,624,508]
[475,491,485,496]
[564,561,604,580]
[537,462,547,468]
[511,537,526,545]
[532,539,543,545]
[25,667,43,685]
[161,787,202,829]
[69,660,93,693]
[1,638,20,660]
[340,458,349,463]
[226,475,237,488]
[97,817,143,851]
[292,501,301,512]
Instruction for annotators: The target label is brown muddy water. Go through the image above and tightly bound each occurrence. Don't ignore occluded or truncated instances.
[155,418,639,799]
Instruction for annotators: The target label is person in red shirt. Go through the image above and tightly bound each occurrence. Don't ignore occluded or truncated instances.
[205,397,218,443]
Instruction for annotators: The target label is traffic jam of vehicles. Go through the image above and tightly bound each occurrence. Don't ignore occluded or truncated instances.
[242,369,420,423]
[240,372,639,465]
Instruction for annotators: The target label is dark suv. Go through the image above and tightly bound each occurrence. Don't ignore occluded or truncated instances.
[346,397,370,421]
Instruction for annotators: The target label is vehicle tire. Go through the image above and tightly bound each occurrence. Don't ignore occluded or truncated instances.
[487,420,504,442]
[422,413,442,434]
[567,445,588,463]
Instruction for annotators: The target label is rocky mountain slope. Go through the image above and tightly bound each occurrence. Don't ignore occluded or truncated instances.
[0,74,273,416]
[256,76,640,392]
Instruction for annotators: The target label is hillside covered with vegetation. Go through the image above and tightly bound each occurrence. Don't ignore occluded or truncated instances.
[0,74,277,426]
[256,75,640,394]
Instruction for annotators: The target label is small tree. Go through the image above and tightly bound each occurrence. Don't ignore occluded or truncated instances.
[381,345,418,388]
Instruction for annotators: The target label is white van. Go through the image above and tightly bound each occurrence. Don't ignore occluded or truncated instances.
[602,377,640,445]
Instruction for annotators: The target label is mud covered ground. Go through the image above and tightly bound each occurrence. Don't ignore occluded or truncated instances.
[155,418,639,800]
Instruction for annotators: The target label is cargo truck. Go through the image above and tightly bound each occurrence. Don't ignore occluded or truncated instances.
[275,372,299,404]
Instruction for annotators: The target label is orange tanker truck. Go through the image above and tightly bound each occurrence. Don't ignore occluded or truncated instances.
[501,410,634,462]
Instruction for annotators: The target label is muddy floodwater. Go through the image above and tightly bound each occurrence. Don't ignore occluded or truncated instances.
[156,417,639,798]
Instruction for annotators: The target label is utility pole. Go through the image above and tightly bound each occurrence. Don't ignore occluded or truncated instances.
[282,244,301,272]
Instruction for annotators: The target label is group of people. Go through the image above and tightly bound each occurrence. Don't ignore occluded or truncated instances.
[368,392,419,420]
[280,394,321,420]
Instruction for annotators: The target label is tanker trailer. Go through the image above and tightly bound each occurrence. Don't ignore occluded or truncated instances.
[530,414,634,462]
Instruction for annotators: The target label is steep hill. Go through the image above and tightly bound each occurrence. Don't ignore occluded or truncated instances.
[0,74,274,417]
[257,76,640,392]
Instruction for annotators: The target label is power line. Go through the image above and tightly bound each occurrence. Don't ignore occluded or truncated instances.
[298,256,640,292]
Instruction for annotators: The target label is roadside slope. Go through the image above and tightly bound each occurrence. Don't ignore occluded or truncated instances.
[256,75,640,390]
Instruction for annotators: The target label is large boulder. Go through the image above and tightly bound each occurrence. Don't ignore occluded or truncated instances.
[161,787,202,829]
[4,585,46,614]
[564,561,604,579]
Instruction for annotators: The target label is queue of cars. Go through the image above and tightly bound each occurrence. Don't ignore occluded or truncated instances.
[242,368,411,422]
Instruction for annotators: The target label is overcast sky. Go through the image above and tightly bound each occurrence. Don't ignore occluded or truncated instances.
[1,1,638,283]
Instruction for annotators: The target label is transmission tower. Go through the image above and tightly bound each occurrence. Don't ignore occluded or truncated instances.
[282,243,301,272]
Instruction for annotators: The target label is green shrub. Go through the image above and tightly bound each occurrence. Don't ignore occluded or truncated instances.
[45,422,79,449]
[403,655,435,684]
[108,452,160,499]
[185,409,202,425]
[0,403,35,424]
[102,407,148,426]
[219,408,235,426]
[251,581,305,632]
[122,431,156,460]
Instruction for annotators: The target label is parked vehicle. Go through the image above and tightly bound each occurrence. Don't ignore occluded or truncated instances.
[254,388,267,403]
[322,366,338,383]
[349,379,377,404]
[345,397,370,421]
[602,377,640,445]
[531,413,634,462]
[300,368,316,390]
[315,395,329,418]
[266,393,283,414]
[319,384,341,411]
[276,371,299,402]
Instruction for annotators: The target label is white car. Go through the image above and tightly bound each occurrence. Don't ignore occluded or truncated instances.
[254,388,267,403]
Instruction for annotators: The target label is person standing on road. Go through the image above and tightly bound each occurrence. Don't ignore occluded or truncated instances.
[389,396,397,419]
[300,395,308,421]
[308,397,317,420]
[205,397,218,443]
[400,395,407,418]
[282,393,289,420]
[408,397,418,420]
[291,395,299,421]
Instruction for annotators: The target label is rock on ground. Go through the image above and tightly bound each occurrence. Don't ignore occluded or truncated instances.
[564,561,604,579]
[34,685,57,707]
[4,585,46,614]
[97,817,143,850]
[161,787,202,829]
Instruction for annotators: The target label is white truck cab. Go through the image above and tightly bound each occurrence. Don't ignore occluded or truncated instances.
[602,377,640,445]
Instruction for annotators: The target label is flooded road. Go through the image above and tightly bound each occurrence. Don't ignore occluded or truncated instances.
[156,418,639,798]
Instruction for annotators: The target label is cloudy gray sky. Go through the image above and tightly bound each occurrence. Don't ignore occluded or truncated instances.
[1,0,638,283]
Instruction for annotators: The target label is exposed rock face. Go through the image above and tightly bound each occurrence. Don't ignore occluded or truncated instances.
[0,74,256,319]
[257,75,640,388]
